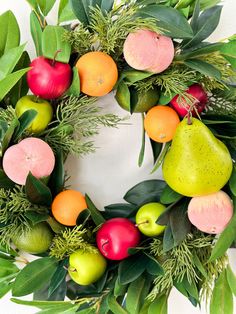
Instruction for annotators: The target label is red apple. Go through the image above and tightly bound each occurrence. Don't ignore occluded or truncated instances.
[170,84,208,117]
[27,56,72,99]
[96,218,141,260]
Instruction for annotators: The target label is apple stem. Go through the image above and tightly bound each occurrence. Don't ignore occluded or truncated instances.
[135,220,149,227]
[52,49,62,66]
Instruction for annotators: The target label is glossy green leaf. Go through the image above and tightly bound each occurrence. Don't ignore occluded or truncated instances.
[107,293,128,314]
[1,118,19,154]
[0,257,19,277]
[158,92,176,105]
[25,172,52,206]
[0,68,30,101]
[151,142,171,174]
[118,254,146,285]
[123,70,153,84]
[220,40,236,69]
[0,169,15,189]
[150,139,163,163]
[177,43,224,61]
[30,11,43,56]
[34,278,67,302]
[138,5,193,39]
[49,150,65,197]
[0,11,20,57]
[160,185,182,204]
[12,257,58,297]
[148,294,168,314]
[0,44,26,80]
[48,259,68,297]
[114,278,127,297]
[7,51,30,106]
[11,298,78,310]
[124,180,166,207]
[209,205,236,262]
[47,217,65,234]
[210,269,233,314]
[42,26,71,63]
[13,109,37,140]
[183,5,222,48]
[192,252,208,279]
[37,0,56,16]
[37,305,79,314]
[226,265,236,296]
[144,253,164,276]
[184,59,222,80]
[138,113,146,167]
[229,166,236,196]
[182,275,199,302]
[104,203,138,219]
[0,282,13,298]
[25,211,49,225]
[58,0,77,24]
[85,194,105,225]
[163,224,175,252]
[66,67,80,96]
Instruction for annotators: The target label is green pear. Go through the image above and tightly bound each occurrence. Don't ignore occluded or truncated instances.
[162,118,232,197]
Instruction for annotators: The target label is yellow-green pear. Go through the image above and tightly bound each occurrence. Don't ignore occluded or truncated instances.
[162,118,232,197]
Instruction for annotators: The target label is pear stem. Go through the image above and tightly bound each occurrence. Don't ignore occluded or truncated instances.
[135,220,149,227]
[52,49,62,66]
[187,112,192,125]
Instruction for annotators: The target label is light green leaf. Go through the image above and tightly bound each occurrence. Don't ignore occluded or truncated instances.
[160,184,182,204]
[0,11,20,57]
[11,298,78,310]
[107,294,128,314]
[138,113,146,167]
[13,109,38,140]
[30,11,43,56]
[226,265,236,296]
[42,25,71,63]
[229,166,236,196]
[220,40,236,69]
[12,257,58,297]
[0,282,13,298]
[85,194,105,226]
[1,118,19,154]
[58,0,77,24]
[184,59,222,80]
[148,294,168,314]
[126,275,147,314]
[0,44,26,80]
[66,67,80,96]
[210,269,233,314]
[37,0,56,16]
[0,68,30,101]
[0,257,19,277]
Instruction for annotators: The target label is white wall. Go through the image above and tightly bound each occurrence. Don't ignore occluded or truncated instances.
[0,0,236,313]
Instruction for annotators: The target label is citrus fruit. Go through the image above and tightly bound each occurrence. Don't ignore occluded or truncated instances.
[12,222,53,254]
[75,51,118,97]
[116,86,159,113]
[51,189,87,226]
[3,137,55,185]
[144,105,180,143]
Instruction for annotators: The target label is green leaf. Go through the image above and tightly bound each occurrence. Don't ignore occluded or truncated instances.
[184,59,222,80]
[11,298,78,310]
[30,11,43,56]
[163,224,175,252]
[104,203,138,219]
[25,172,52,206]
[220,40,236,69]
[66,67,80,96]
[123,70,153,84]
[183,5,222,48]
[58,0,77,24]
[34,278,67,302]
[209,204,236,262]
[160,185,182,204]
[85,194,105,226]
[114,278,127,297]
[158,92,176,105]
[0,282,13,298]
[144,253,164,276]
[150,139,163,163]
[49,150,65,197]
[151,142,171,174]
[37,0,56,16]
[107,293,128,314]
[0,44,26,80]
[182,275,199,302]
[229,166,236,196]
[118,254,146,285]
[138,5,193,39]
[177,43,224,61]
[13,109,38,140]
[148,294,168,314]
[192,252,208,279]
[226,265,236,296]
[124,180,166,207]
[1,118,19,154]
[138,113,146,167]
[0,257,19,277]
[210,269,233,314]
[25,212,49,225]
[7,51,31,106]
[0,169,15,189]
[12,257,58,297]
[48,259,68,297]
[0,68,30,101]
[42,25,71,63]
[0,11,20,57]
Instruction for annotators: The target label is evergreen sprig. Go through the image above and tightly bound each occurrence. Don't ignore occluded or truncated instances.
[0,106,17,124]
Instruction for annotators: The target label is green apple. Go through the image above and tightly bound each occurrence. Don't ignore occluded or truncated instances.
[68,248,107,285]
[15,95,53,133]
[12,222,53,254]
[136,202,166,237]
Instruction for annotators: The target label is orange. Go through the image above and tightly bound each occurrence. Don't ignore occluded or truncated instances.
[75,51,118,97]
[144,106,180,143]
[51,189,87,226]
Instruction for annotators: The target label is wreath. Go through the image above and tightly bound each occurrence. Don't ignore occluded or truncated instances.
[0,0,236,313]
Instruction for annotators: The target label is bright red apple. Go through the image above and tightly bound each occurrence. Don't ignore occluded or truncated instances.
[27,56,72,99]
[170,84,208,117]
[96,218,141,260]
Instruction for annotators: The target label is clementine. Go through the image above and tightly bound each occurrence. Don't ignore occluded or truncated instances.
[144,105,180,143]
[75,51,118,97]
[51,189,87,226]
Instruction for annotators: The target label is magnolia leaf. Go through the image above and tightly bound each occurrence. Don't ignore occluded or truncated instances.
[220,40,236,69]
[123,70,153,84]
[85,194,105,225]
[0,282,13,299]
[107,293,128,314]
[163,224,175,252]
[12,257,58,297]
[48,259,68,297]
[11,298,78,310]
[48,150,65,197]
[0,11,20,57]
[104,203,138,219]
[66,67,80,96]
[1,118,19,154]
[58,0,77,24]
[226,265,236,296]
[118,254,146,285]
[30,11,43,56]
[42,26,71,63]
[160,185,182,204]
[148,294,168,314]
[25,212,49,225]
[13,109,37,140]
[184,59,222,80]
[150,139,163,163]
[37,0,56,16]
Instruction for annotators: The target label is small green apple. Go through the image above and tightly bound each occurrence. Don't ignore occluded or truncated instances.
[68,248,107,285]
[135,202,166,237]
[15,95,53,133]
[12,222,53,254]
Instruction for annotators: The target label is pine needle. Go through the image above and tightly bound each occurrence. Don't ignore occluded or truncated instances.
[49,225,97,260]
[0,106,16,124]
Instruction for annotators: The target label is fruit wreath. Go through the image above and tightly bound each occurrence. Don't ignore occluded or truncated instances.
[0,0,236,313]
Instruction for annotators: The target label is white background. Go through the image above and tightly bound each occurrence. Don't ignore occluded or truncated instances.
[0,0,236,313]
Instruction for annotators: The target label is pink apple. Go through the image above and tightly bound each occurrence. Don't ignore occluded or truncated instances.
[3,137,55,185]
[170,84,208,117]
[96,218,141,260]
[188,190,233,234]
[27,56,72,99]
[123,29,174,73]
